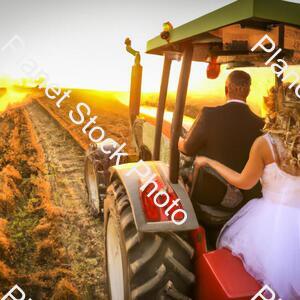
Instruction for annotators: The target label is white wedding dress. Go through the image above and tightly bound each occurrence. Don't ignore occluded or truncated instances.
[217,134,300,300]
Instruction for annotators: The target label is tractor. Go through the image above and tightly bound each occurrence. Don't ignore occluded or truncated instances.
[84,0,300,299]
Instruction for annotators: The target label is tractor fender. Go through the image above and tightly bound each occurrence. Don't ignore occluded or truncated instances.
[104,160,199,232]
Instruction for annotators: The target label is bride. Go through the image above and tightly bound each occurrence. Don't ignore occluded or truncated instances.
[195,83,300,299]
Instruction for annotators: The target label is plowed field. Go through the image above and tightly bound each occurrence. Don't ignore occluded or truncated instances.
[0,99,108,299]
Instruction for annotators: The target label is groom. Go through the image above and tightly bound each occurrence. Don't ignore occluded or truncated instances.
[178,70,264,229]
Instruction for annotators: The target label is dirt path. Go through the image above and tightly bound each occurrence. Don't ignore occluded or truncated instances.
[26,101,106,299]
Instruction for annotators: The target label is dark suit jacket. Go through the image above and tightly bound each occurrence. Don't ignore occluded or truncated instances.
[183,101,265,207]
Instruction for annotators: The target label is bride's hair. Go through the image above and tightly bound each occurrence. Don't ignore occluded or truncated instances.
[263,83,300,174]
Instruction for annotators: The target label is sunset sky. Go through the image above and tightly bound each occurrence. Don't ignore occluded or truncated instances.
[0,0,234,91]
[0,0,299,113]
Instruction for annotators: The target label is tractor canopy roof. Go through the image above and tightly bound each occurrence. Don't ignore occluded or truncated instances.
[146,0,300,67]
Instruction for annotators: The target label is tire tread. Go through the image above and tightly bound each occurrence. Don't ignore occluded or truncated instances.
[107,179,194,300]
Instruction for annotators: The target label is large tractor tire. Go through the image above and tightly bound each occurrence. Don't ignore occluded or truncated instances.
[105,179,195,300]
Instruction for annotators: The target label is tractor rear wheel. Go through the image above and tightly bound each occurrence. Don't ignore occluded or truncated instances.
[105,179,195,300]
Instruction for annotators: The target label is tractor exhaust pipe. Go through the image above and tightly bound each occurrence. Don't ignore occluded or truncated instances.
[125,38,143,126]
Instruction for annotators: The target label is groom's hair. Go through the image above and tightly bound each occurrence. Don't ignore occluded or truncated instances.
[226,70,251,100]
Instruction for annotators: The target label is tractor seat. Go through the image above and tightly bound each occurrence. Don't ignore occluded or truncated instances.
[197,203,235,226]
[199,248,261,300]
[192,166,244,227]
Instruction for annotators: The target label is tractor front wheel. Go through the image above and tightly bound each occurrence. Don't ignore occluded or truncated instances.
[105,179,195,300]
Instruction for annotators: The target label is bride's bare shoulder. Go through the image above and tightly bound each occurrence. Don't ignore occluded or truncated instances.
[251,135,268,149]
[252,135,275,165]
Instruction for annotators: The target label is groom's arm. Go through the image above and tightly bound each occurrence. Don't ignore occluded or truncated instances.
[178,107,209,156]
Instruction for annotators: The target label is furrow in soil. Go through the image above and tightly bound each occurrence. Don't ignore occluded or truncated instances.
[26,101,106,299]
